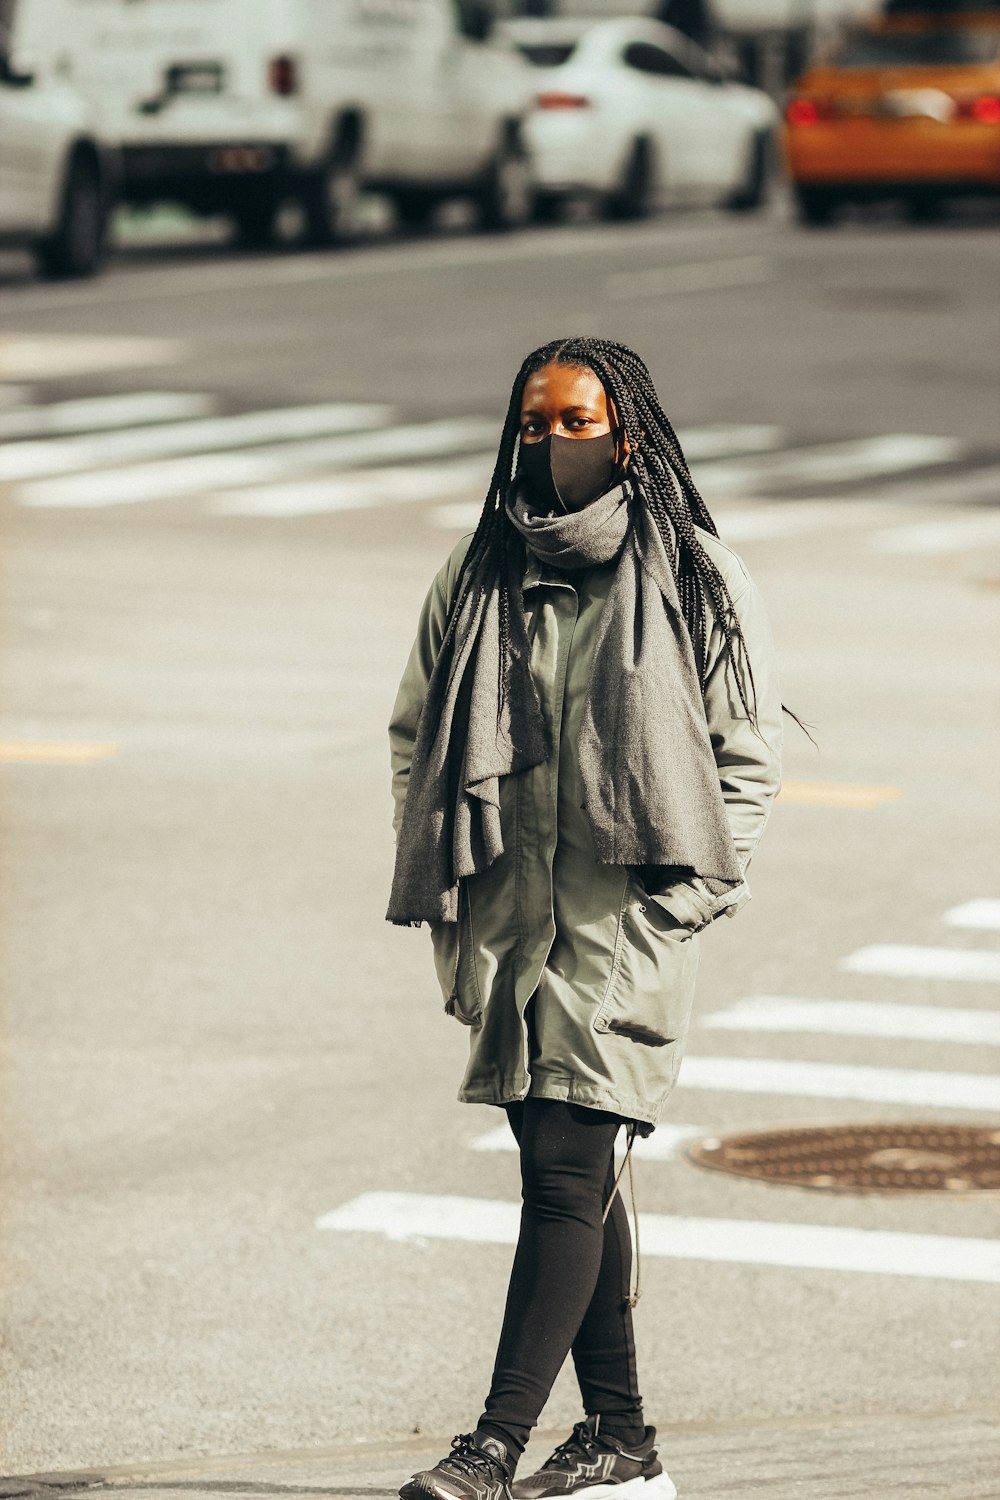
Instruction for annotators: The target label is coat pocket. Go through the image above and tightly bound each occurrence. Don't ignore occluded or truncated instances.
[593,878,700,1047]
[430,886,482,1027]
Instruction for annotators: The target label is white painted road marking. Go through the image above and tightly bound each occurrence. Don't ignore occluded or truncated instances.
[840,945,1000,985]
[703,996,1000,1047]
[16,418,500,508]
[871,512,1000,555]
[695,435,962,499]
[944,899,1000,932]
[0,332,186,380]
[470,1122,704,1161]
[211,456,490,517]
[607,257,772,301]
[0,391,215,441]
[317,1192,1000,1283]
[678,1056,1000,1111]
[673,425,785,461]
[1,402,395,482]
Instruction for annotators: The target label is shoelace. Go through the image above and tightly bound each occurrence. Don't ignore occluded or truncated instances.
[602,1123,641,1307]
[544,1420,602,1471]
[445,1435,508,1481]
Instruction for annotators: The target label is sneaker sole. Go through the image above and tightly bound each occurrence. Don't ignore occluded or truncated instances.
[578,1473,677,1500]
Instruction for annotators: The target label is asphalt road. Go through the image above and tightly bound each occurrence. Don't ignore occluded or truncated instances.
[1,204,999,1491]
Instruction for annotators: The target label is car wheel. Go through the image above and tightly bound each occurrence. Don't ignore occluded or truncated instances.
[794,185,838,227]
[905,192,945,224]
[726,129,773,213]
[303,144,361,247]
[606,139,657,222]
[34,152,107,279]
[533,192,565,225]
[393,190,440,233]
[477,134,534,232]
[232,193,282,248]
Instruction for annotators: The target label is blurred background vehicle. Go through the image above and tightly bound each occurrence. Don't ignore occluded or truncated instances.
[784,2,1000,223]
[0,8,114,278]
[4,0,536,251]
[500,16,779,220]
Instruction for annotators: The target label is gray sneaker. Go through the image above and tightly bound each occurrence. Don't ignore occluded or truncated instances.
[401,1432,514,1500]
[511,1418,676,1500]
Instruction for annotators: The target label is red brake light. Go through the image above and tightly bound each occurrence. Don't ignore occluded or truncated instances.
[535,91,590,110]
[785,98,821,126]
[971,94,1000,123]
[268,54,298,97]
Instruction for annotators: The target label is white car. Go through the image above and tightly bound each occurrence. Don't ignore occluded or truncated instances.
[500,17,779,220]
[0,46,114,277]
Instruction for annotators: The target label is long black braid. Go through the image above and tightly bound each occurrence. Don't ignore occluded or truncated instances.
[450,336,794,736]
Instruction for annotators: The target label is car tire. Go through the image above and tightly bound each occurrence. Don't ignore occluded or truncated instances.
[726,129,773,213]
[606,138,657,222]
[34,151,107,279]
[905,192,945,224]
[393,190,441,233]
[533,192,565,225]
[477,133,534,232]
[794,185,837,227]
[232,193,282,248]
[302,142,361,247]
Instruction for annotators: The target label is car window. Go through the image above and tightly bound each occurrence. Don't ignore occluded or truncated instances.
[515,42,579,68]
[622,41,692,78]
[832,28,1000,68]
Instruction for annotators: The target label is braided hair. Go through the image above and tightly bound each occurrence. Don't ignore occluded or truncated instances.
[452,336,761,729]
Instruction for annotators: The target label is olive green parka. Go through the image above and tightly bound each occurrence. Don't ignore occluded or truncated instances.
[389,525,782,1130]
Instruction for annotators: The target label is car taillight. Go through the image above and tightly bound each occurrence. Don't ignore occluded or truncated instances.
[785,97,833,126]
[967,94,1000,123]
[268,54,298,97]
[535,91,590,109]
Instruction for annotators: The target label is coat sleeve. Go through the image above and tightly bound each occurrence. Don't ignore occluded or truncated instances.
[388,539,472,838]
[650,570,783,931]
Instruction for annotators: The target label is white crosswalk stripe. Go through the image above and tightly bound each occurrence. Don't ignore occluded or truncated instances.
[0,390,216,440]
[1,401,395,483]
[210,455,491,518]
[4,388,993,534]
[871,511,1000,555]
[318,1192,1000,1283]
[677,1056,1000,1111]
[944,899,1000,932]
[471,1122,703,1161]
[16,417,498,509]
[840,945,1000,984]
[702,995,1000,1046]
[692,434,963,499]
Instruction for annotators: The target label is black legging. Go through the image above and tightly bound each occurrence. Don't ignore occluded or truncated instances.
[477,1099,643,1461]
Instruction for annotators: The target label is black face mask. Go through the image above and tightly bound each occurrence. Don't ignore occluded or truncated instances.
[518,432,620,513]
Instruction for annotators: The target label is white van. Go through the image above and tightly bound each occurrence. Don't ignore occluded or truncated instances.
[8,0,535,245]
[0,4,114,276]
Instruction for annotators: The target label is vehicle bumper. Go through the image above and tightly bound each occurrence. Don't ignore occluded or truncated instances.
[785,122,1000,189]
[523,115,616,195]
[120,143,297,206]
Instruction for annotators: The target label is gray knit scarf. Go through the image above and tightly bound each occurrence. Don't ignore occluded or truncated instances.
[386,481,743,926]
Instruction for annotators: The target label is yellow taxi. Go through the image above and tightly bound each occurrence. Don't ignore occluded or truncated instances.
[784,10,1000,222]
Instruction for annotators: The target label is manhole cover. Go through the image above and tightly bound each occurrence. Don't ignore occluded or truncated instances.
[687,1124,1000,1194]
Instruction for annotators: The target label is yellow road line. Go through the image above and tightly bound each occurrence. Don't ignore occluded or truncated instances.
[0,740,120,764]
[779,780,903,809]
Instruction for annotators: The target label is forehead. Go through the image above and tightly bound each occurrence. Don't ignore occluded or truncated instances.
[521,362,608,412]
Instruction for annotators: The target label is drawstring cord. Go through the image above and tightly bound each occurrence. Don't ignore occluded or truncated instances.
[602,1123,641,1308]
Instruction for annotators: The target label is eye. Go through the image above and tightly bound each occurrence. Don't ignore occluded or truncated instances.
[521,417,546,437]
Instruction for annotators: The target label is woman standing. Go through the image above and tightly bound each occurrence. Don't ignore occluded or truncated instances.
[388,338,783,1500]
